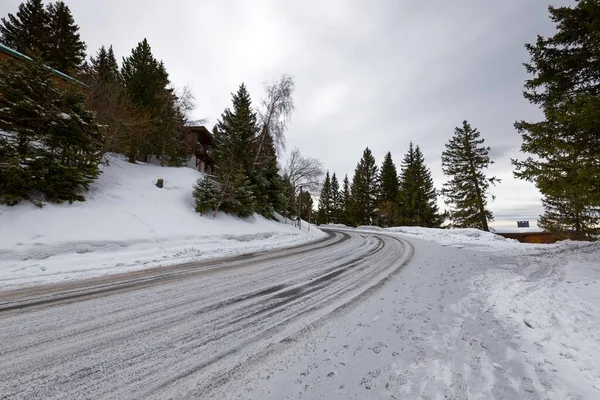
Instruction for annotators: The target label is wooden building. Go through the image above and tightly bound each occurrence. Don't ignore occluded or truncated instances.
[495,231,563,244]
[185,126,214,174]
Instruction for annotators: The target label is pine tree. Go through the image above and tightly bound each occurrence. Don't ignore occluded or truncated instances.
[513,0,600,240]
[341,174,351,225]
[349,148,379,226]
[330,173,342,223]
[317,171,332,224]
[198,84,258,217]
[441,121,498,231]
[0,58,103,205]
[89,45,119,84]
[251,132,283,218]
[121,39,172,162]
[299,191,314,222]
[399,143,443,227]
[377,152,400,227]
[0,0,48,58]
[44,1,86,74]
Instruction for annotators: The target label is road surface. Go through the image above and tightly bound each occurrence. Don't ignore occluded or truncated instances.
[0,229,413,399]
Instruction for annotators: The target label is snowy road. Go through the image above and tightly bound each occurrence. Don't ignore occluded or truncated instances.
[0,230,413,399]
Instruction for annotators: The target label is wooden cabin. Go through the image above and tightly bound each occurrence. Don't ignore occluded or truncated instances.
[495,231,563,244]
[0,43,87,89]
[185,126,214,174]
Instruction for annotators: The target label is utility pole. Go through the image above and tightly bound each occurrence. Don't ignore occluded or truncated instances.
[297,186,302,230]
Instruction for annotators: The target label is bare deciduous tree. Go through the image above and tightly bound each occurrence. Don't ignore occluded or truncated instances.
[281,147,324,218]
[254,74,295,169]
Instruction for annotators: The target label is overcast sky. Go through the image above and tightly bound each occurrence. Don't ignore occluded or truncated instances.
[4,0,573,227]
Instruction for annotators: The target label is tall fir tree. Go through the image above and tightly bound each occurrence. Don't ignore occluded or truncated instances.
[251,132,283,218]
[0,58,103,205]
[89,45,119,84]
[441,121,498,231]
[341,174,351,225]
[317,171,332,224]
[0,0,48,58]
[330,173,342,224]
[121,39,174,163]
[44,1,86,74]
[512,0,600,240]
[194,84,258,217]
[377,152,400,227]
[349,148,379,226]
[299,191,314,222]
[399,143,443,227]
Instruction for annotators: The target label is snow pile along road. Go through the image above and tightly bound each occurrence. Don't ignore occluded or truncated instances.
[0,154,325,289]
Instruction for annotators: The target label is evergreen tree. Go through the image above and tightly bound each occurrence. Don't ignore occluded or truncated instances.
[317,171,332,224]
[251,132,283,218]
[121,39,173,163]
[513,0,600,240]
[341,174,351,225]
[399,143,443,227]
[377,152,400,227]
[44,1,86,74]
[299,191,314,222]
[89,45,119,84]
[193,176,220,215]
[194,84,258,217]
[330,173,342,224]
[349,148,379,226]
[0,0,48,58]
[441,121,498,231]
[0,58,103,205]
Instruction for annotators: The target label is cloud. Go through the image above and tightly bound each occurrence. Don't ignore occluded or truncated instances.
[0,0,574,225]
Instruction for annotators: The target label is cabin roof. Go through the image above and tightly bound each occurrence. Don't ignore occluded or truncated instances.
[0,43,88,88]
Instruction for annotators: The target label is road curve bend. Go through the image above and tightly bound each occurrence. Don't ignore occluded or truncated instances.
[0,229,413,399]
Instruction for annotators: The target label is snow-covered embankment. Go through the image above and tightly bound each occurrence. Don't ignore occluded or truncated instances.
[0,154,325,289]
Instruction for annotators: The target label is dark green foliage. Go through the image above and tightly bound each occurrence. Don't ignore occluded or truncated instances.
[122,39,186,165]
[0,0,86,74]
[299,191,314,222]
[89,45,119,84]
[0,0,48,58]
[349,148,379,226]
[377,152,400,227]
[340,174,351,225]
[281,174,297,219]
[399,143,443,228]
[317,172,332,224]
[251,132,283,218]
[44,1,86,74]
[206,84,260,217]
[122,39,169,113]
[193,176,220,214]
[538,191,599,240]
[329,173,342,224]
[0,59,103,205]
[513,0,600,240]
[441,121,498,231]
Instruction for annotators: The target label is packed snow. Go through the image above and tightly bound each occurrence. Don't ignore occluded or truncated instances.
[0,154,325,289]
[226,226,600,399]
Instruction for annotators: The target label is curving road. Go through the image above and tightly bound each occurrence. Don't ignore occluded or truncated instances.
[0,229,413,399]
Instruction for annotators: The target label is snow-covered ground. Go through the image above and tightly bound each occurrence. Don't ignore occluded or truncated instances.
[227,226,600,399]
[0,154,325,289]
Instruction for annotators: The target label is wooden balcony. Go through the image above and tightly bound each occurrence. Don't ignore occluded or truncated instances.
[195,144,213,160]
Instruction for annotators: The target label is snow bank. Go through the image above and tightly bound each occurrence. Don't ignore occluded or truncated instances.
[470,240,600,396]
[0,154,325,289]
[360,226,520,250]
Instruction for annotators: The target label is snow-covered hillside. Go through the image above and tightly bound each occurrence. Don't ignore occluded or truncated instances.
[0,154,325,289]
